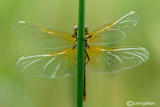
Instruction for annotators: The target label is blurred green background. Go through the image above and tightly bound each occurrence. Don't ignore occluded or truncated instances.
[0,0,160,107]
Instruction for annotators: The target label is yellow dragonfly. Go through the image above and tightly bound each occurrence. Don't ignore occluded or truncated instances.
[15,11,149,78]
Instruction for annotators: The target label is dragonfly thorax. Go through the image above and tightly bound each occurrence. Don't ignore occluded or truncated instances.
[72,25,92,50]
[73,25,89,36]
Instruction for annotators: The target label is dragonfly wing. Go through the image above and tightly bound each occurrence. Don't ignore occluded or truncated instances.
[89,11,140,45]
[16,48,76,78]
[86,46,149,74]
[14,21,75,49]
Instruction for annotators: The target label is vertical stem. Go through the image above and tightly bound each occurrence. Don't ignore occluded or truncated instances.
[76,0,85,107]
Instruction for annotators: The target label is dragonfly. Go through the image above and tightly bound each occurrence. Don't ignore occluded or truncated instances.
[14,11,149,100]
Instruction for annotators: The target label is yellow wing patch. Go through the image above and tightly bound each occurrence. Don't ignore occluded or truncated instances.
[86,46,149,74]
[16,47,77,78]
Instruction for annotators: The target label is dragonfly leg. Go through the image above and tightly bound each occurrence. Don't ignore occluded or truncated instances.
[72,35,77,38]
[73,44,77,49]
[85,34,92,48]
[84,34,92,65]
[86,34,92,41]
[72,35,77,49]
[85,42,90,49]
[84,49,90,65]
[86,34,92,39]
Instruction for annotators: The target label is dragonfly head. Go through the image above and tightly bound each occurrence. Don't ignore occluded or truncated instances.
[73,25,89,36]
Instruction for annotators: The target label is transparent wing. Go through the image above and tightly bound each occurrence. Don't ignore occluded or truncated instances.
[16,48,76,78]
[86,46,149,74]
[88,11,140,45]
[14,21,75,49]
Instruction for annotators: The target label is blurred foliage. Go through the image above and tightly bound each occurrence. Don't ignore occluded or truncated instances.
[0,0,160,107]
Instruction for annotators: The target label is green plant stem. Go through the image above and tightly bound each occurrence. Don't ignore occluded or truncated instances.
[76,0,85,107]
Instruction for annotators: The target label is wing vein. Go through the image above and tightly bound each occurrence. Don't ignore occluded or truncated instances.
[21,59,41,72]
[123,52,145,62]
[43,57,56,69]
[107,52,123,63]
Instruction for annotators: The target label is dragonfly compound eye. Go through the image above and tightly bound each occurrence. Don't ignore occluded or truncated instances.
[74,25,78,30]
